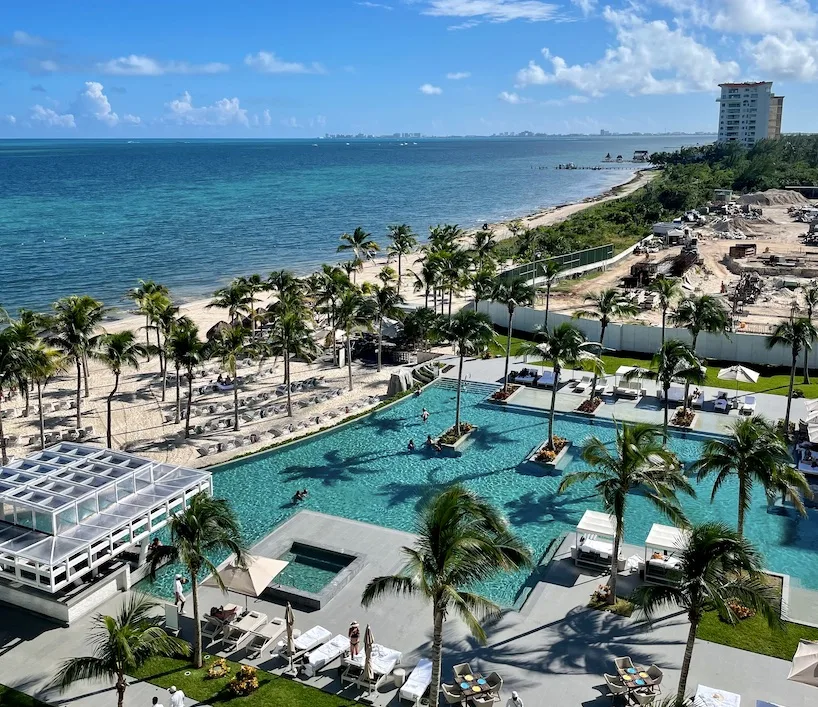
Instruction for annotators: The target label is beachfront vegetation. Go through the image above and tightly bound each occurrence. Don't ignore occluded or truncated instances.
[361,485,532,707]
[95,331,147,448]
[768,317,818,433]
[337,226,379,283]
[650,278,682,346]
[632,522,783,705]
[559,422,691,603]
[491,277,536,392]
[537,259,563,332]
[386,224,417,294]
[53,594,189,707]
[148,493,248,668]
[693,416,809,536]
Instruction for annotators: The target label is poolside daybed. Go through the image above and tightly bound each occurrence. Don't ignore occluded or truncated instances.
[658,385,685,405]
[399,658,433,705]
[615,380,642,398]
[739,396,756,415]
[341,643,403,691]
[571,510,624,571]
[714,391,731,413]
[302,634,350,677]
[644,523,689,586]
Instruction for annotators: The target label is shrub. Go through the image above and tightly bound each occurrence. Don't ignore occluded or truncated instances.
[439,422,475,445]
[228,665,259,696]
[535,436,567,462]
[672,408,695,427]
[206,658,230,679]
[577,396,602,413]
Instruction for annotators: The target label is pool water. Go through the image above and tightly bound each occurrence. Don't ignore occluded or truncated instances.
[149,380,818,605]
[274,544,352,594]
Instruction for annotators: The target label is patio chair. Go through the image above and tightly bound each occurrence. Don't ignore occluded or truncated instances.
[739,395,756,415]
[714,391,730,413]
[574,373,594,393]
[441,684,464,705]
[484,671,503,698]
[634,689,656,706]
[245,618,285,659]
[453,663,474,681]
[604,674,629,705]
[646,665,663,687]
[614,657,635,672]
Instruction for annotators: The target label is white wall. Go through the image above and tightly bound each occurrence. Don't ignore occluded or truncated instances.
[478,301,817,369]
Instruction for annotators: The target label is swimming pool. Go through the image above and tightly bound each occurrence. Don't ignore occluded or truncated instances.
[275,543,353,594]
[149,380,818,605]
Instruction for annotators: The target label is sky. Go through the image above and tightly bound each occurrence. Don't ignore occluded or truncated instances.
[1,0,816,138]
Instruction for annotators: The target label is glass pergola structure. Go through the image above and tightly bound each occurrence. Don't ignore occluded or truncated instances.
[0,442,212,593]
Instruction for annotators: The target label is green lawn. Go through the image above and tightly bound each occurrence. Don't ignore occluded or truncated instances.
[132,657,357,707]
[0,685,50,707]
[697,611,818,661]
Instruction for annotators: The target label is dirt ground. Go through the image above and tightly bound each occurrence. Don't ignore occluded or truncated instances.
[538,196,818,332]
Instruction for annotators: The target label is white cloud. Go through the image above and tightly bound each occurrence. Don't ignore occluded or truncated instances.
[308,115,328,128]
[75,81,120,126]
[244,51,325,74]
[498,91,531,103]
[11,30,48,47]
[38,60,59,72]
[31,104,75,128]
[281,116,302,128]
[422,0,560,23]
[543,94,590,106]
[748,31,818,80]
[263,109,272,126]
[3,115,16,124]
[661,0,817,36]
[446,71,471,79]
[98,55,229,76]
[123,114,141,125]
[357,1,393,8]
[448,19,482,29]
[419,83,443,94]
[570,0,596,16]
[515,7,740,95]
[164,91,249,127]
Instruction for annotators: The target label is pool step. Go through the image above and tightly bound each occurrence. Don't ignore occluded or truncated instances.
[432,378,500,396]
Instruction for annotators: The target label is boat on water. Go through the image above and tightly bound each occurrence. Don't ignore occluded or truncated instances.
[615,154,624,162]
[602,153,613,162]
[556,162,577,169]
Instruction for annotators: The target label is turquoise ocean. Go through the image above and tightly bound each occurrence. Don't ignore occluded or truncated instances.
[0,136,710,314]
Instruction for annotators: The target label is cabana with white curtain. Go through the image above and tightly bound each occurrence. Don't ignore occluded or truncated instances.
[571,510,624,571]
[644,523,689,586]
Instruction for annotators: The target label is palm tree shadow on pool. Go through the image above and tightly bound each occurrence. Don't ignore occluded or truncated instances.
[279,446,405,485]
[505,489,598,528]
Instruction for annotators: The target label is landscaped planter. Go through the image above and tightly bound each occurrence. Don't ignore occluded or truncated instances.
[487,384,524,405]
[574,396,603,417]
[438,423,478,455]
[527,437,572,471]
[670,410,698,429]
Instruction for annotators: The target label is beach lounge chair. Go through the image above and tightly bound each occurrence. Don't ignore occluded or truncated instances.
[537,371,556,388]
[714,391,730,413]
[302,634,351,677]
[201,603,240,643]
[615,380,642,397]
[223,610,267,651]
[399,659,433,705]
[341,643,402,691]
[245,618,286,659]
[739,395,756,415]
[691,390,705,408]
[574,373,594,393]
[277,624,332,662]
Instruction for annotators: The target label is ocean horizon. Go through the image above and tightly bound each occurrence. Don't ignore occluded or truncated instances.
[0,135,711,315]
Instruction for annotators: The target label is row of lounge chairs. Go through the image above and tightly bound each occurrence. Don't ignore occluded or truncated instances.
[2,399,78,418]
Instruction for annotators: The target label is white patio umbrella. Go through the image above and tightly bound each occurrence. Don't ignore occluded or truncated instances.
[717,365,759,399]
[788,639,818,687]
[285,602,296,673]
[202,555,289,610]
[363,624,375,694]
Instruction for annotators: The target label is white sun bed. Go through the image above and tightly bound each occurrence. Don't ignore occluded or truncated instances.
[536,371,556,388]
[513,372,537,385]
[399,658,433,705]
[739,395,756,415]
[302,634,351,677]
[714,391,730,413]
[615,380,642,397]
[245,618,286,659]
[342,643,403,690]
[691,390,705,408]
[573,373,594,393]
[662,385,686,404]
[276,624,332,662]
[223,611,267,651]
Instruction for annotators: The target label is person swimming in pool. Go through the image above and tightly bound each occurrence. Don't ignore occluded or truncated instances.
[407,439,415,451]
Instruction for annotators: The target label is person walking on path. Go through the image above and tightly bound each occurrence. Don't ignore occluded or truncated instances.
[506,691,524,707]
[173,574,187,614]
[169,686,185,707]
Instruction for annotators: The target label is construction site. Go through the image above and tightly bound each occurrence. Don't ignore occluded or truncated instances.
[540,188,818,333]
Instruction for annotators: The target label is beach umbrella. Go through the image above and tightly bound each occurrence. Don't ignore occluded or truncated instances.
[285,602,296,673]
[788,640,818,687]
[363,624,375,692]
[717,365,759,399]
[202,555,289,610]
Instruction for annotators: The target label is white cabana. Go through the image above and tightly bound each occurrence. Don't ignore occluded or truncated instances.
[571,510,623,571]
[788,640,818,687]
[644,523,689,585]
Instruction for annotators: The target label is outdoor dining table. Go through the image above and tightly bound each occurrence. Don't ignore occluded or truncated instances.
[617,665,658,690]
[456,671,491,698]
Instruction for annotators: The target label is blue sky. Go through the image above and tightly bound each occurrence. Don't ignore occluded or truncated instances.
[1,0,816,137]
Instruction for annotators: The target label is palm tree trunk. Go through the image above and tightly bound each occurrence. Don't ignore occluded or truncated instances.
[37,382,45,450]
[82,353,90,398]
[661,307,667,346]
[0,394,7,465]
[455,349,464,436]
[503,310,513,392]
[804,346,811,384]
[184,372,193,439]
[377,320,383,373]
[192,575,203,668]
[677,615,700,702]
[663,383,670,440]
[174,363,181,424]
[591,321,607,400]
[448,288,453,318]
[737,476,746,537]
[548,367,559,447]
[785,351,797,434]
[75,359,82,429]
[161,349,167,402]
[429,606,445,707]
[250,295,256,334]
[116,676,126,707]
[432,286,437,312]
[424,287,429,309]
[331,307,338,368]
[609,532,621,604]
[397,254,402,294]
[545,284,552,331]
[233,382,240,432]
[106,372,119,448]
[346,328,353,391]
[285,354,293,417]
[23,385,30,417]
[145,315,151,355]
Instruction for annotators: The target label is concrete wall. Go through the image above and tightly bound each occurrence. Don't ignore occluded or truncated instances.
[477,300,818,368]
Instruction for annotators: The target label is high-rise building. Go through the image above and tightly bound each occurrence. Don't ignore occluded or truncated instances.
[716,82,784,146]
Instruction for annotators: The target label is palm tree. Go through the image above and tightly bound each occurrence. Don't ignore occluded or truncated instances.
[387,224,417,293]
[27,341,66,449]
[338,227,379,283]
[470,267,496,312]
[693,415,809,536]
[310,264,350,368]
[650,277,682,345]
[492,278,536,392]
[166,321,206,433]
[470,229,498,270]
[514,228,539,263]
[153,298,186,402]
[336,287,369,391]
[95,331,147,448]
[53,594,189,707]
[209,324,250,431]
[538,259,562,332]
[398,307,440,352]
[574,289,639,400]
[127,280,169,352]
[801,283,818,382]
[148,493,248,668]
[768,317,818,433]
[267,309,319,417]
[0,329,30,464]
[559,422,692,601]
[632,522,782,702]
[439,248,472,318]
[49,295,105,428]
[535,323,601,448]
[411,258,440,310]
[238,274,266,333]
[362,485,531,705]
[633,339,705,439]
[437,310,494,437]
[364,285,405,372]
[207,279,251,325]
[5,315,42,417]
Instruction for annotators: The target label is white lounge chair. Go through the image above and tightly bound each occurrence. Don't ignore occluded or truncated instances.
[661,385,685,405]
[277,624,331,662]
[302,634,350,677]
[714,391,730,413]
[341,643,403,691]
[739,395,756,415]
[245,618,285,659]
[201,603,240,643]
[615,380,642,397]
[574,374,594,393]
[691,390,705,408]
[400,658,433,705]
[223,610,267,651]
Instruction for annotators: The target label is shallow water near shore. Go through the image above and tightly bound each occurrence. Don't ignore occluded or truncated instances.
[0,136,708,314]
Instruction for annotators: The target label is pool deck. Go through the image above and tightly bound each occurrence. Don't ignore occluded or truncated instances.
[0,512,815,707]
